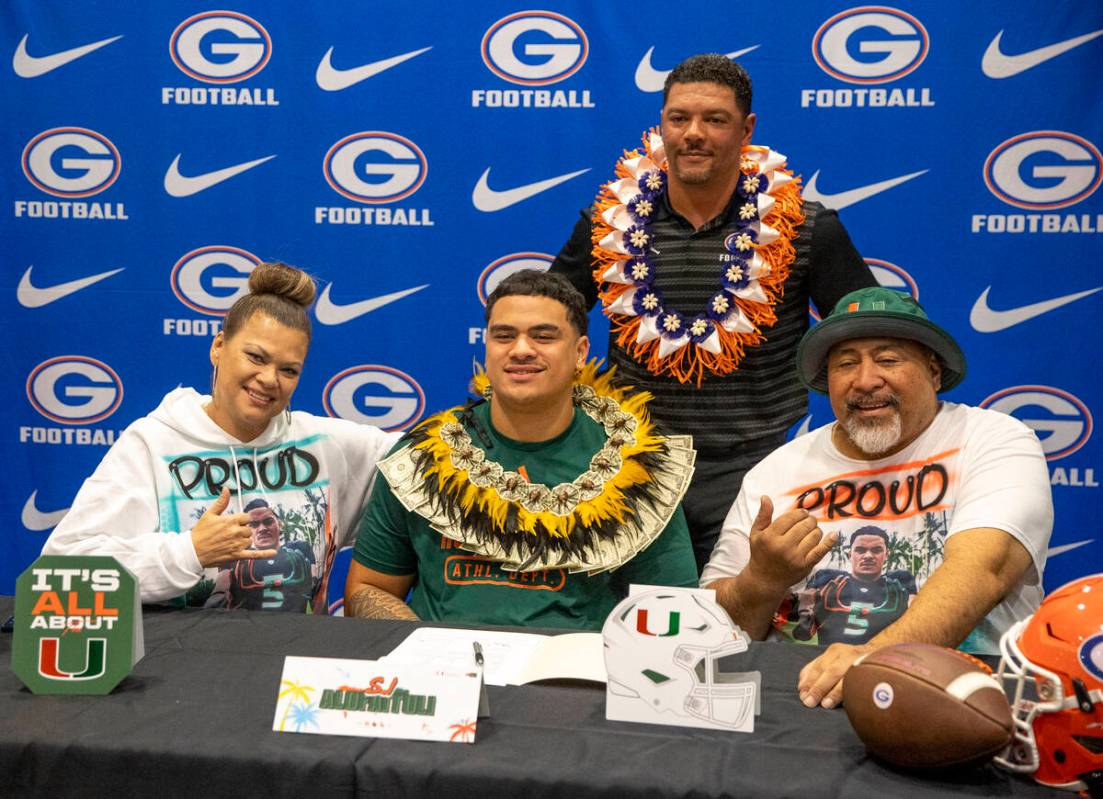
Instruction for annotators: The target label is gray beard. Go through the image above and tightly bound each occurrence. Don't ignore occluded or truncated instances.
[841,411,903,456]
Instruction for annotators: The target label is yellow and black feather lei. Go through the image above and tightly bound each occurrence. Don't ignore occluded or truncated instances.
[385,362,694,571]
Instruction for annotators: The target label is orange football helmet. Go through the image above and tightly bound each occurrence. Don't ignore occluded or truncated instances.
[997,574,1103,794]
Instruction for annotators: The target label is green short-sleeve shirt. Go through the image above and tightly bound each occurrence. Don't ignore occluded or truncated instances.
[352,402,698,630]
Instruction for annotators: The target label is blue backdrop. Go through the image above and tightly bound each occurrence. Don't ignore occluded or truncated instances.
[3,1,1100,595]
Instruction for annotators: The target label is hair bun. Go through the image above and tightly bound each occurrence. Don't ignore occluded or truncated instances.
[248,261,316,308]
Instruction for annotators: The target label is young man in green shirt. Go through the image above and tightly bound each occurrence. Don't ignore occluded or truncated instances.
[345,271,698,629]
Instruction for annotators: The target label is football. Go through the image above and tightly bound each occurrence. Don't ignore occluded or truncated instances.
[842,642,1014,769]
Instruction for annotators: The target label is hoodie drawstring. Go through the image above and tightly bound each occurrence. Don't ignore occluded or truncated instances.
[228,444,244,513]
[228,445,270,513]
[252,447,268,501]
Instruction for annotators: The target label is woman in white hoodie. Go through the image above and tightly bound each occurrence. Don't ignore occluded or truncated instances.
[43,262,397,612]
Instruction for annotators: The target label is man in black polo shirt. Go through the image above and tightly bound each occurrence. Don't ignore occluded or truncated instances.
[550,53,875,572]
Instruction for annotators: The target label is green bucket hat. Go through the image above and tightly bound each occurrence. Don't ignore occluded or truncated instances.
[796,287,966,394]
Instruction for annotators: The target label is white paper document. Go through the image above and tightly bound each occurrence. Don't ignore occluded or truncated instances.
[383,627,605,686]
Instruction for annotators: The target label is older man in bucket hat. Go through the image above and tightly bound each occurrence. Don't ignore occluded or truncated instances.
[701,287,1053,709]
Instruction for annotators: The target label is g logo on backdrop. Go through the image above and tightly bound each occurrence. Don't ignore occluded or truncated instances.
[27,357,123,425]
[984,131,1102,210]
[162,10,278,106]
[170,245,261,317]
[812,6,928,83]
[164,246,262,337]
[16,128,129,220]
[481,11,588,85]
[980,386,1092,462]
[20,357,126,448]
[323,132,428,203]
[973,131,1103,234]
[323,366,425,432]
[316,132,433,226]
[22,128,120,197]
[472,10,593,108]
[170,11,271,83]
[802,6,934,108]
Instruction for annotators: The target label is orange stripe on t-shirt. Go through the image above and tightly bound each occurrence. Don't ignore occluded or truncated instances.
[784,447,961,498]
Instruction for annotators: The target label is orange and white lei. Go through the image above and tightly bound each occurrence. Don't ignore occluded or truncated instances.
[591,129,805,386]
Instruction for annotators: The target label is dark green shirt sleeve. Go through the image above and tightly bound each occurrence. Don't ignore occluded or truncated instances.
[616,505,699,589]
[351,457,418,577]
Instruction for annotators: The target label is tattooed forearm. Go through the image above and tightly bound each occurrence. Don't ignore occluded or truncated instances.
[345,586,419,621]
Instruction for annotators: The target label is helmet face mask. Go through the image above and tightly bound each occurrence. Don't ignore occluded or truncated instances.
[996,575,1103,792]
[997,619,1071,775]
[604,589,759,731]
[678,639,761,728]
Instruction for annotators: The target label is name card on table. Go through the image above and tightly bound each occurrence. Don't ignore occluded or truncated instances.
[274,655,484,743]
[11,555,144,695]
[603,585,760,733]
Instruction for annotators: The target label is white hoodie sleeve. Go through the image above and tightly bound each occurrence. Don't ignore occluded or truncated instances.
[311,416,401,550]
[42,426,205,603]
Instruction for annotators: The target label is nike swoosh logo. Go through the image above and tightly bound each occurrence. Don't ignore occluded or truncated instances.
[803,169,928,210]
[315,46,432,91]
[970,285,1102,332]
[164,153,276,198]
[982,28,1103,79]
[18,264,125,308]
[634,45,760,92]
[1047,539,1093,558]
[22,491,69,531]
[13,33,123,78]
[315,283,429,325]
[472,167,590,212]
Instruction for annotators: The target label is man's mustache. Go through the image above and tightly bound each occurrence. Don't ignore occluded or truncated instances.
[846,394,900,412]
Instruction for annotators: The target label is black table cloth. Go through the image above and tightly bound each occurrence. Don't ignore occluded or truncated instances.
[0,597,1060,798]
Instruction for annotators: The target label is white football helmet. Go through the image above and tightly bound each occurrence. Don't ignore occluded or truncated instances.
[604,588,758,729]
